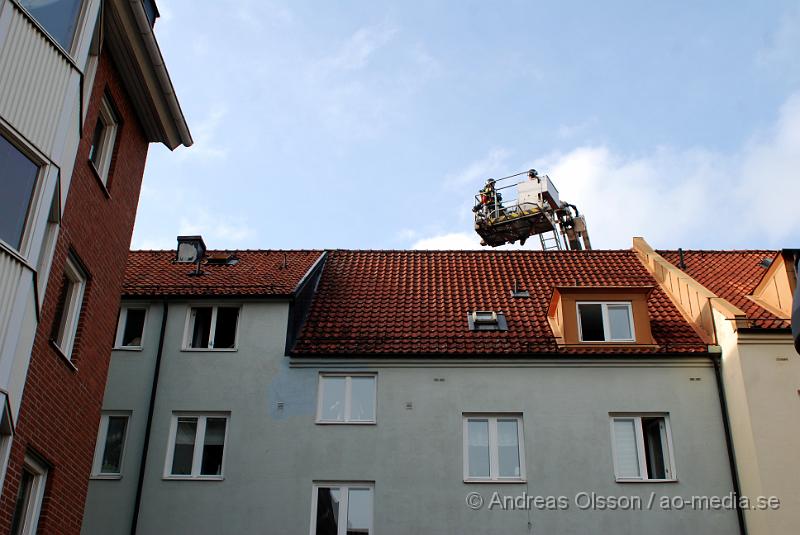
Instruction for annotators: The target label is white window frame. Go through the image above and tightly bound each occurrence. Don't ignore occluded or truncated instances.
[114,306,148,350]
[462,414,526,482]
[163,413,229,480]
[53,255,86,359]
[316,374,377,424]
[89,96,119,186]
[309,482,374,535]
[11,454,48,535]
[181,305,241,351]
[609,414,676,482]
[91,412,130,479]
[576,301,635,342]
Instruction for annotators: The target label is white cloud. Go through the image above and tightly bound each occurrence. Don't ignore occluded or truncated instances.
[444,148,512,188]
[412,232,482,250]
[326,25,399,72]
[757,7,800,83]
[178,105,229,161]
[178,210,256,246]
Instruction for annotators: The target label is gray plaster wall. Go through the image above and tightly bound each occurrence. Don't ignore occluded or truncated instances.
[84,299,740,535]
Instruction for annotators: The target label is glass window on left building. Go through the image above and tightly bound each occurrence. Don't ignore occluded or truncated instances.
[19,0,84,51]
[0,134,40,253]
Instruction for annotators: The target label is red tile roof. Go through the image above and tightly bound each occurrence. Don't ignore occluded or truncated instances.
[123,250,324,297]
[292,250,707,356]
[658,250,788,330]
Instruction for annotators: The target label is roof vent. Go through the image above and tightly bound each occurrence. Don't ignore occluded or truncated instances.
[176,235,206,264]
[205,253,238,266]
[468,311,508,331]
[510,281,529,298]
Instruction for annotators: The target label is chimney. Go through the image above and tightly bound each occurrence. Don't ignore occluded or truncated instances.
[176,235,206,264]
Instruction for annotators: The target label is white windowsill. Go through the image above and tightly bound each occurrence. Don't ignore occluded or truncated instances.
[615,478,678,483]
[315,420,376,425]
[90,474,122,480]
[464,478,527,484]
[113,346,143,351]
[162,475,225,481]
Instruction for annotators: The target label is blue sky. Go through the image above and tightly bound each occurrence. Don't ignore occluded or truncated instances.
[132,0,800,251]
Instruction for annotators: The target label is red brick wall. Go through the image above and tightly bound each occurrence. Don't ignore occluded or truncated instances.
[0,46,149,534]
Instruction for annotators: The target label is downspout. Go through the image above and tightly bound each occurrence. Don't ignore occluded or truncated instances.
[711,355,746,535]
[130,299,168,535]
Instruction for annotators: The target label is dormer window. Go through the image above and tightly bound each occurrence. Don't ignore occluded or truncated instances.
[468,311,508,331]
[577,302,634,342]
[547,287,654,346]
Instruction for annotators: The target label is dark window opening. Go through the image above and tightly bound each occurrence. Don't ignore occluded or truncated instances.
[200,418,226,475]
[9,468,34,535]
[190,307,213,348]
[171,418,197,475]
[121,309,146,347]
[213,307,239,348]
[101,416,127,473]
[19,0,82,51]
[578,303,604,341]
[642,417,668,479]
[316,488,340,535]
[88,118,104,166]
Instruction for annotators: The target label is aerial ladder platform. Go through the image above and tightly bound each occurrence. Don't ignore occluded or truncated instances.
[473,169,592,251]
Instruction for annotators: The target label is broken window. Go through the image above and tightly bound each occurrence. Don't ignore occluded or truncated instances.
[186,306,239,350]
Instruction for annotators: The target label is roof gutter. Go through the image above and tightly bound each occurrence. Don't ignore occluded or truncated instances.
[126,0,192,148]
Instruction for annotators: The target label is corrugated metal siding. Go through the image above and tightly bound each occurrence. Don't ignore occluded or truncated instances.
[0,3,77,157]
[0,251,25,354]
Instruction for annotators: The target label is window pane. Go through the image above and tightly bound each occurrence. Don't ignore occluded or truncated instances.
[19,0,83,50]
[642,417,668,479]
[320,377,345,421]
[89,119,104,165]
[347,488,372,535]
[578,303,605,341]
[350,377,375,421]
[613,419,641,478]
[121,309,146,347]
[316,487,341,535]
[171,418,197,475]
[200,418,226,476]
[10,469,34,535]
[0,135,39,250]
[101,416,128,474]
[190,308,212,348]
[608,305,633,340]
[467,419,490,478]
[497,420,521,478]
[213,307,239,348]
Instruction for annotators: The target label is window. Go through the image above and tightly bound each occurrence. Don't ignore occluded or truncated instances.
[577,302,634,342]
[92,413,130,477]
[51,255,87,359]
[88,97,119,186]
[467,310,508,331]
[463,415,525,482]
[610,415,675,481]
[183,306,240,350]
[18,0,83,51]
[0,134,40,252]
[310,483,373,535]
[316,374,376,424]
[164,414,228,479]
[114,307,147,349]
[9,454,48,535]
